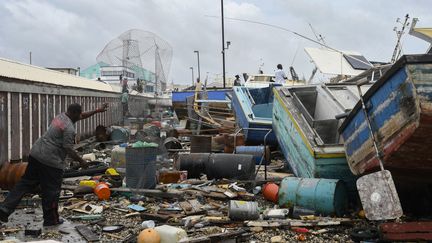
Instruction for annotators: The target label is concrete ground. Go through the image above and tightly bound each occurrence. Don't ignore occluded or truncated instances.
[0,207,86,243]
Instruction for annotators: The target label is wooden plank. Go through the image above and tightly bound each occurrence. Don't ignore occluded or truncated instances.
[75,225,99,242]
[140,212,170,222]
[31,94,39,144]
[380,222,432,232]
[110,187,183,199]
[47,95,54,125]
[10,93,20,161]
[40,95,47,134]
[61,96,66,113]
[381,233,432,241]
[21,93,30,159]
[0,92,8,164]
[54,95,60,118]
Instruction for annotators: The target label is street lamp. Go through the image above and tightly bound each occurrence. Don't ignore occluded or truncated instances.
[194,51,201,82]
[221,0,226,88]
[189,67,194,87]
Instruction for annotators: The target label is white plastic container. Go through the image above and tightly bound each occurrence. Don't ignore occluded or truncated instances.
[82,153,96,161]
[154,225,187,243]
[110,146,126,169]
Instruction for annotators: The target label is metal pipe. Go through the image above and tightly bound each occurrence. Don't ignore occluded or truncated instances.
[190,67,194,87]
[194,51,201,82]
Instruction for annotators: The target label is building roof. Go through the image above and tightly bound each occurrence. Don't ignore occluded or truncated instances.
[0,57,115,92]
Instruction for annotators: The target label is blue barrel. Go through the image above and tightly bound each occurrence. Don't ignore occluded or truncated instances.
[278,177,348,216]
[125,147,159,189]
[235,146,270,165]
[111,127,130,142]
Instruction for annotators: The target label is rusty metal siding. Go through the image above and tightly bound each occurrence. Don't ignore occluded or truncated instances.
[31,93,39,144]
[21,93,30,160]
[40,95,47,135]
[10,93,20,161]
[0,82,149,165]
[47,95,54,128]
[0,92,8,164]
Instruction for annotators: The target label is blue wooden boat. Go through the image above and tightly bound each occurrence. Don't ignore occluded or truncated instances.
[339,54,432,181]
[231,86,278,145]
[172,89,230,120]
[272,84,368,196]
[172,89,229,103]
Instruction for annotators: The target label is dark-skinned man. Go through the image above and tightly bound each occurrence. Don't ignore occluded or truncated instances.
[0,103,108,226]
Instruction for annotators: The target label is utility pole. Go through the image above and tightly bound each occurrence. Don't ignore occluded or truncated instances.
[29,51,32,64]
[221,0,226,89]
[190,67,194,86]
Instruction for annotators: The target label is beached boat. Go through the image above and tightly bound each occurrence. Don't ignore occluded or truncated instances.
[172,89,230,120]
[339,54,432,182]
[231,86,278,145]
[272,83,370,192]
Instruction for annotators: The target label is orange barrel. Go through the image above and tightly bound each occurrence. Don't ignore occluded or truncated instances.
[262,182,279,203]
[0,162,28,190]
[94,182,111,200]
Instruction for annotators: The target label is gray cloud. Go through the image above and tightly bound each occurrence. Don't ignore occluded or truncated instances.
[0,0,431,85]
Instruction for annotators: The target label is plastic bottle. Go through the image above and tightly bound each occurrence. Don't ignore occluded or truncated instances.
[154,225,187,243]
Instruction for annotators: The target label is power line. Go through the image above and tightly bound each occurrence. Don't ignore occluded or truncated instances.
[205,15,373,68]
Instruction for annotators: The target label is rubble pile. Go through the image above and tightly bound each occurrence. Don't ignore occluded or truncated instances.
[0,115,430,243]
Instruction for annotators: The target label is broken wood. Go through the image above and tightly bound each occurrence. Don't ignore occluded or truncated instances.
[124,212,141,218]
[1,228,22,233]
[76,225,100,242]
[64,201,87,210]
[112,207,129,213]
[105,232,124,240]
[246,218,353,228]
[110,187,183,199]
[140,212,171,222]
[380,221,432,241]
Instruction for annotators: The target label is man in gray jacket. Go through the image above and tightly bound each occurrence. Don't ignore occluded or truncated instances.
[0,103,108,226]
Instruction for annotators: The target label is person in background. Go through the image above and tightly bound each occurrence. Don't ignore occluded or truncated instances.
[122,77,128,93]
[274,64,288,84]
[0,103,108,226]
[121,90,129,117]
[233,75,241,86]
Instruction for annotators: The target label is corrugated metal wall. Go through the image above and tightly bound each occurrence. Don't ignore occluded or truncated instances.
[0,78,149,165]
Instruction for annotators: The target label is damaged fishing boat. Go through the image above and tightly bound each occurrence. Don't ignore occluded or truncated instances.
[231,86,278,145]
[339,54,432,182]
[272,83,371,194]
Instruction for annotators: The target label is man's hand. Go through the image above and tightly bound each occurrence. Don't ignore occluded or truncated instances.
[96,103,109,113]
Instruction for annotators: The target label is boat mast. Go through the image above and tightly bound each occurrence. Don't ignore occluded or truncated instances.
[391,14,410,63]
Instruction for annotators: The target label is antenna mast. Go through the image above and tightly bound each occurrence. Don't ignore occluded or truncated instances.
[391,14,410,63]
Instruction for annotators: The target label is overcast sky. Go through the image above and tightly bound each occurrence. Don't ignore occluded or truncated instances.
[1,0,431,85]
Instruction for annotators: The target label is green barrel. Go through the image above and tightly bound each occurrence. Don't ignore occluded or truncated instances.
[278,177,348,216]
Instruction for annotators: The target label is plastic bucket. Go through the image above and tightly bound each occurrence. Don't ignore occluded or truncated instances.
[94,182,111,200]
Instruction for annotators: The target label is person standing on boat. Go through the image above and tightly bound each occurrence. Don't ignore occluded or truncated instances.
[122,77,128,92]
[274,64,288,84]
[233,75,241,86]
[121,90,129,117]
